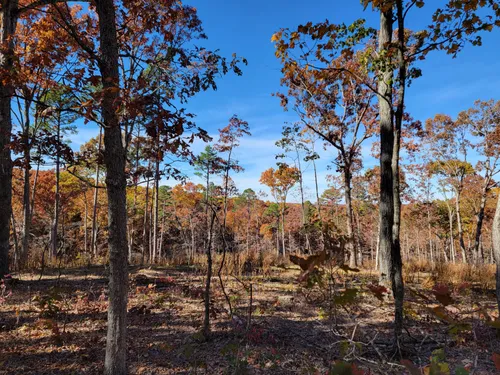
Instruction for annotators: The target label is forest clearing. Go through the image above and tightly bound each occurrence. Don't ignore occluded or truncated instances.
[1,1,500,374]
[1,260,500,374]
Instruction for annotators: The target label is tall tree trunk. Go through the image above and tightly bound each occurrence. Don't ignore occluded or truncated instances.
[21,98,32,266]
[378,5,404,342]
[30,157,40,218]
[128,131,140,262]
[455,190,467,263]
[445,201,455,263]
[492,193,500,315]
[203,211,216,339]
[354,207,363,265]
[142,177,150,264]
[312,157,325,250]
[343,166,357,268]
[296,151,310,251]
[21,142,31,266]
[152,156,160,263]
[91,127,103,257]
[474,177,490,264]
[158,201,165,259]
[10,212,19,270]
[389,0,406,342]
[281,206,286,256]
[0,0,18,279]
[83,189,88,254]
[377,7,394,284]
[95,1,129,374]
[51,115,61,257]
[427,206,433,264]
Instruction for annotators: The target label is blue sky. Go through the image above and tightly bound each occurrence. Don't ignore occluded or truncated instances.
[69,1,500,202]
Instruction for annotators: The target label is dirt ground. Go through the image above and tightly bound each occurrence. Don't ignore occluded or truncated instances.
[1,264,499,374]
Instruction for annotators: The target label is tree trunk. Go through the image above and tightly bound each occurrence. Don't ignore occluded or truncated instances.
[91,127,103,257]
[83,189,88,254]
[343,167,357,268]
[281,206,286,256]
[0,0,18,279]
[445,201,455,263]
[95,1,129,373]
[378,4,404,343]
[389,0,406,343]
[492,192,500,315]
[152,156,160,263]
[158,201,165,259]
[474,178,489,264]
[128,132,140,262]
[203,211,216,339]
[142,177,150,264]
[21,97,32,266]
[455,190,467,263]
[30,158,40,218]
[296,151,310,251]
[51,115,61,257]
[21,142,31,266]
[377,7,394,284]
[312,157,325,250]
[10,212,19,270]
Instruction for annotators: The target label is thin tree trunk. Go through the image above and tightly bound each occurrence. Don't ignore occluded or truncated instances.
[354,207,363,265]
[91,127,103,257]
[281,206,286,257]
[30,157,40,218]
[426,205,433,263]
[0,0,18,279]
[455,190,467,263]
[312,157,325,250]
[152,157,160,263]
[83,190,88,254]
[446,201,456,263]
[492,192,500,315]
[158,201,166,260]
[344,167,357,268]
[128,132,140,262]
[95,1,129,373]
[142,176,150,264]
[474,178,490,264]
[51,115,61,257]
[296,151,310,251]
[390,0,406,343]
[11,212,19,270]
[21,101,31,266]
[203,211,216,339]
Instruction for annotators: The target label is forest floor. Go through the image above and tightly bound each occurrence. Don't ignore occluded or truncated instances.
[1,263,500,374]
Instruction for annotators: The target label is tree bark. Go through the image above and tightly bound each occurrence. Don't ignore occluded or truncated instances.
[343,166,357,268]
[390,0,406,343]
[141,175,150,262]
[21,97,32,266]
[203,211,216,339]
[473,177,490,264]
[0,0,18,278]
[95,1,129,374]
[21,140,31,265]
[30,158,40,220]
[50,114,61,257]
[492,192,500,315]
[152,154,160,263]
[296,151,310,252]
[91,127,102,257]
[455,189,467,263]
[377,8,394,285]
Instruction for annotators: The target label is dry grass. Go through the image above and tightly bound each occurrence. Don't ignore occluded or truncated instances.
[403,260,496,289]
